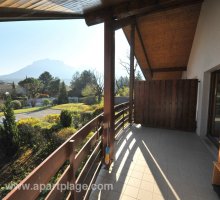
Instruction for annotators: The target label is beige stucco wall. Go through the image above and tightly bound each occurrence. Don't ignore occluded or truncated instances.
[187,0,220,136]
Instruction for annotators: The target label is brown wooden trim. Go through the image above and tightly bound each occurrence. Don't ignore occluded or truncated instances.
[75,131,99,170]
[129,23,135,123]
[152,66,187,73]
[76,141,102,185]
[45,165,71,200]
[135,22,153,78]
[103,18,115,166]
[85,0,203,26]
[113,16,135,30]
[0,7,83,22]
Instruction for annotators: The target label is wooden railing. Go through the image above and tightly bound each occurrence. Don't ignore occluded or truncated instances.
[114,102,129,135]
[3,102,129,200]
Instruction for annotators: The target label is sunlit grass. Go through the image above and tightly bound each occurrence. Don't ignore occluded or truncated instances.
[52,103,102,112]
[0,106,49,117]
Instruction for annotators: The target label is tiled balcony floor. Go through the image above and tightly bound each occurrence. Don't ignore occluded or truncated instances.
[89,125,220,200]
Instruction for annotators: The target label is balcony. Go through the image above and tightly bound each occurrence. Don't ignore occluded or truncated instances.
[90,126,220,200]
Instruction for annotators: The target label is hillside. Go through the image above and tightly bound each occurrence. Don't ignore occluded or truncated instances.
[0,59,82,84]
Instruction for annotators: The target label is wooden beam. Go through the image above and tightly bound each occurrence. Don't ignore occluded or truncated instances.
[135,22,153,79]
[103,18,115,167]
[0,7,83,22]
[152,66,187,73]
[113,16,135,31]
[129,24,135,124]
[85,0,203,26]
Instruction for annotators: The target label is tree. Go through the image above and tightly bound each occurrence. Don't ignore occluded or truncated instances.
[11,81,17,99]
[58,82,69,104]
[2,93,19,156]
[48,78,60,97]
[119,53,143,80]
[18,77,42,107]
[117,86,129,97]
[38,71,53,94]
[135,70,143,81]
[81,72,104,103]
[93,72,104,103]
[69,70,96,97]
[82,84,96,97]
[115,76,129,95]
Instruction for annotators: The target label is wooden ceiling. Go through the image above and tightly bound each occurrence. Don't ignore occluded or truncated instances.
[0,0,203,80]
[123,2,202,79]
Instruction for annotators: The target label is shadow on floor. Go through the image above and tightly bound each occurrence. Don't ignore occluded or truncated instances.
[89,125,219,200]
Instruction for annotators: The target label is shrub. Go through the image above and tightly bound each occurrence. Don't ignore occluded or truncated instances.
[56,127,76,142]
[17,123,36,147]
[38,93,49,98]
[60,110,72,127]
[81,111,93,125]
[42,99,51,107]
[0,103,5,111]
[72,113,81,128]
[11,100,22,110]
[17,118,40,126]
[16,97,28,107]
[52,98,58,106]
[44,114,60,124]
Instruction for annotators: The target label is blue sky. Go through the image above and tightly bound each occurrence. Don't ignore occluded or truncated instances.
[0,19,131,76]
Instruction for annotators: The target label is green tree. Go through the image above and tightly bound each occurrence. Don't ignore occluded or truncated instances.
[2,93,19,156]
[11,81,17,99]
[69,70,97,97]
[135,70,143,80]
[115,76,129,95]
[48,78,60,97]
[58,82,69,104]
[18,77,42,107]
[38,71,53,94]
[82,84,96,97]
[117,86,129,97]
[82,83,103,103]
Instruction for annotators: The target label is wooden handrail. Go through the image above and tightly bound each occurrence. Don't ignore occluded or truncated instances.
[3,102,130,200]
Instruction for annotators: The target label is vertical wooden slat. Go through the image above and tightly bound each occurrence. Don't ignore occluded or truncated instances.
[143,81,149,125]
[134,79,198,131]
[103,18,115,165]
[171,80,177,129]
[160,80,166,127]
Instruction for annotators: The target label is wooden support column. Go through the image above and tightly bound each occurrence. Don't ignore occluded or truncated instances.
[129,23,135,124]
[103,18,115,166]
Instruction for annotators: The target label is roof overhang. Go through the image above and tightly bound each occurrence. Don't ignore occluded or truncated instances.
[0,0,204,80]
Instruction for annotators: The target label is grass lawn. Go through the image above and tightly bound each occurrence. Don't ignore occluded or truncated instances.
[0,106,50,117]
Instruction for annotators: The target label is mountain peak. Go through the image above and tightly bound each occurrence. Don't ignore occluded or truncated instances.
[0,59,81,84]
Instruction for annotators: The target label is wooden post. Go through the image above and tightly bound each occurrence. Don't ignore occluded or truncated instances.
[129,24,135,124]
[103,17,115,166]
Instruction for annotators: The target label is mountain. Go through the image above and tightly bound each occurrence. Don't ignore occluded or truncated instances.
[0,59,82,84]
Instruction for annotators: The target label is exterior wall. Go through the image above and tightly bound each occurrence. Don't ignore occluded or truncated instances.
[187,0,220,136]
